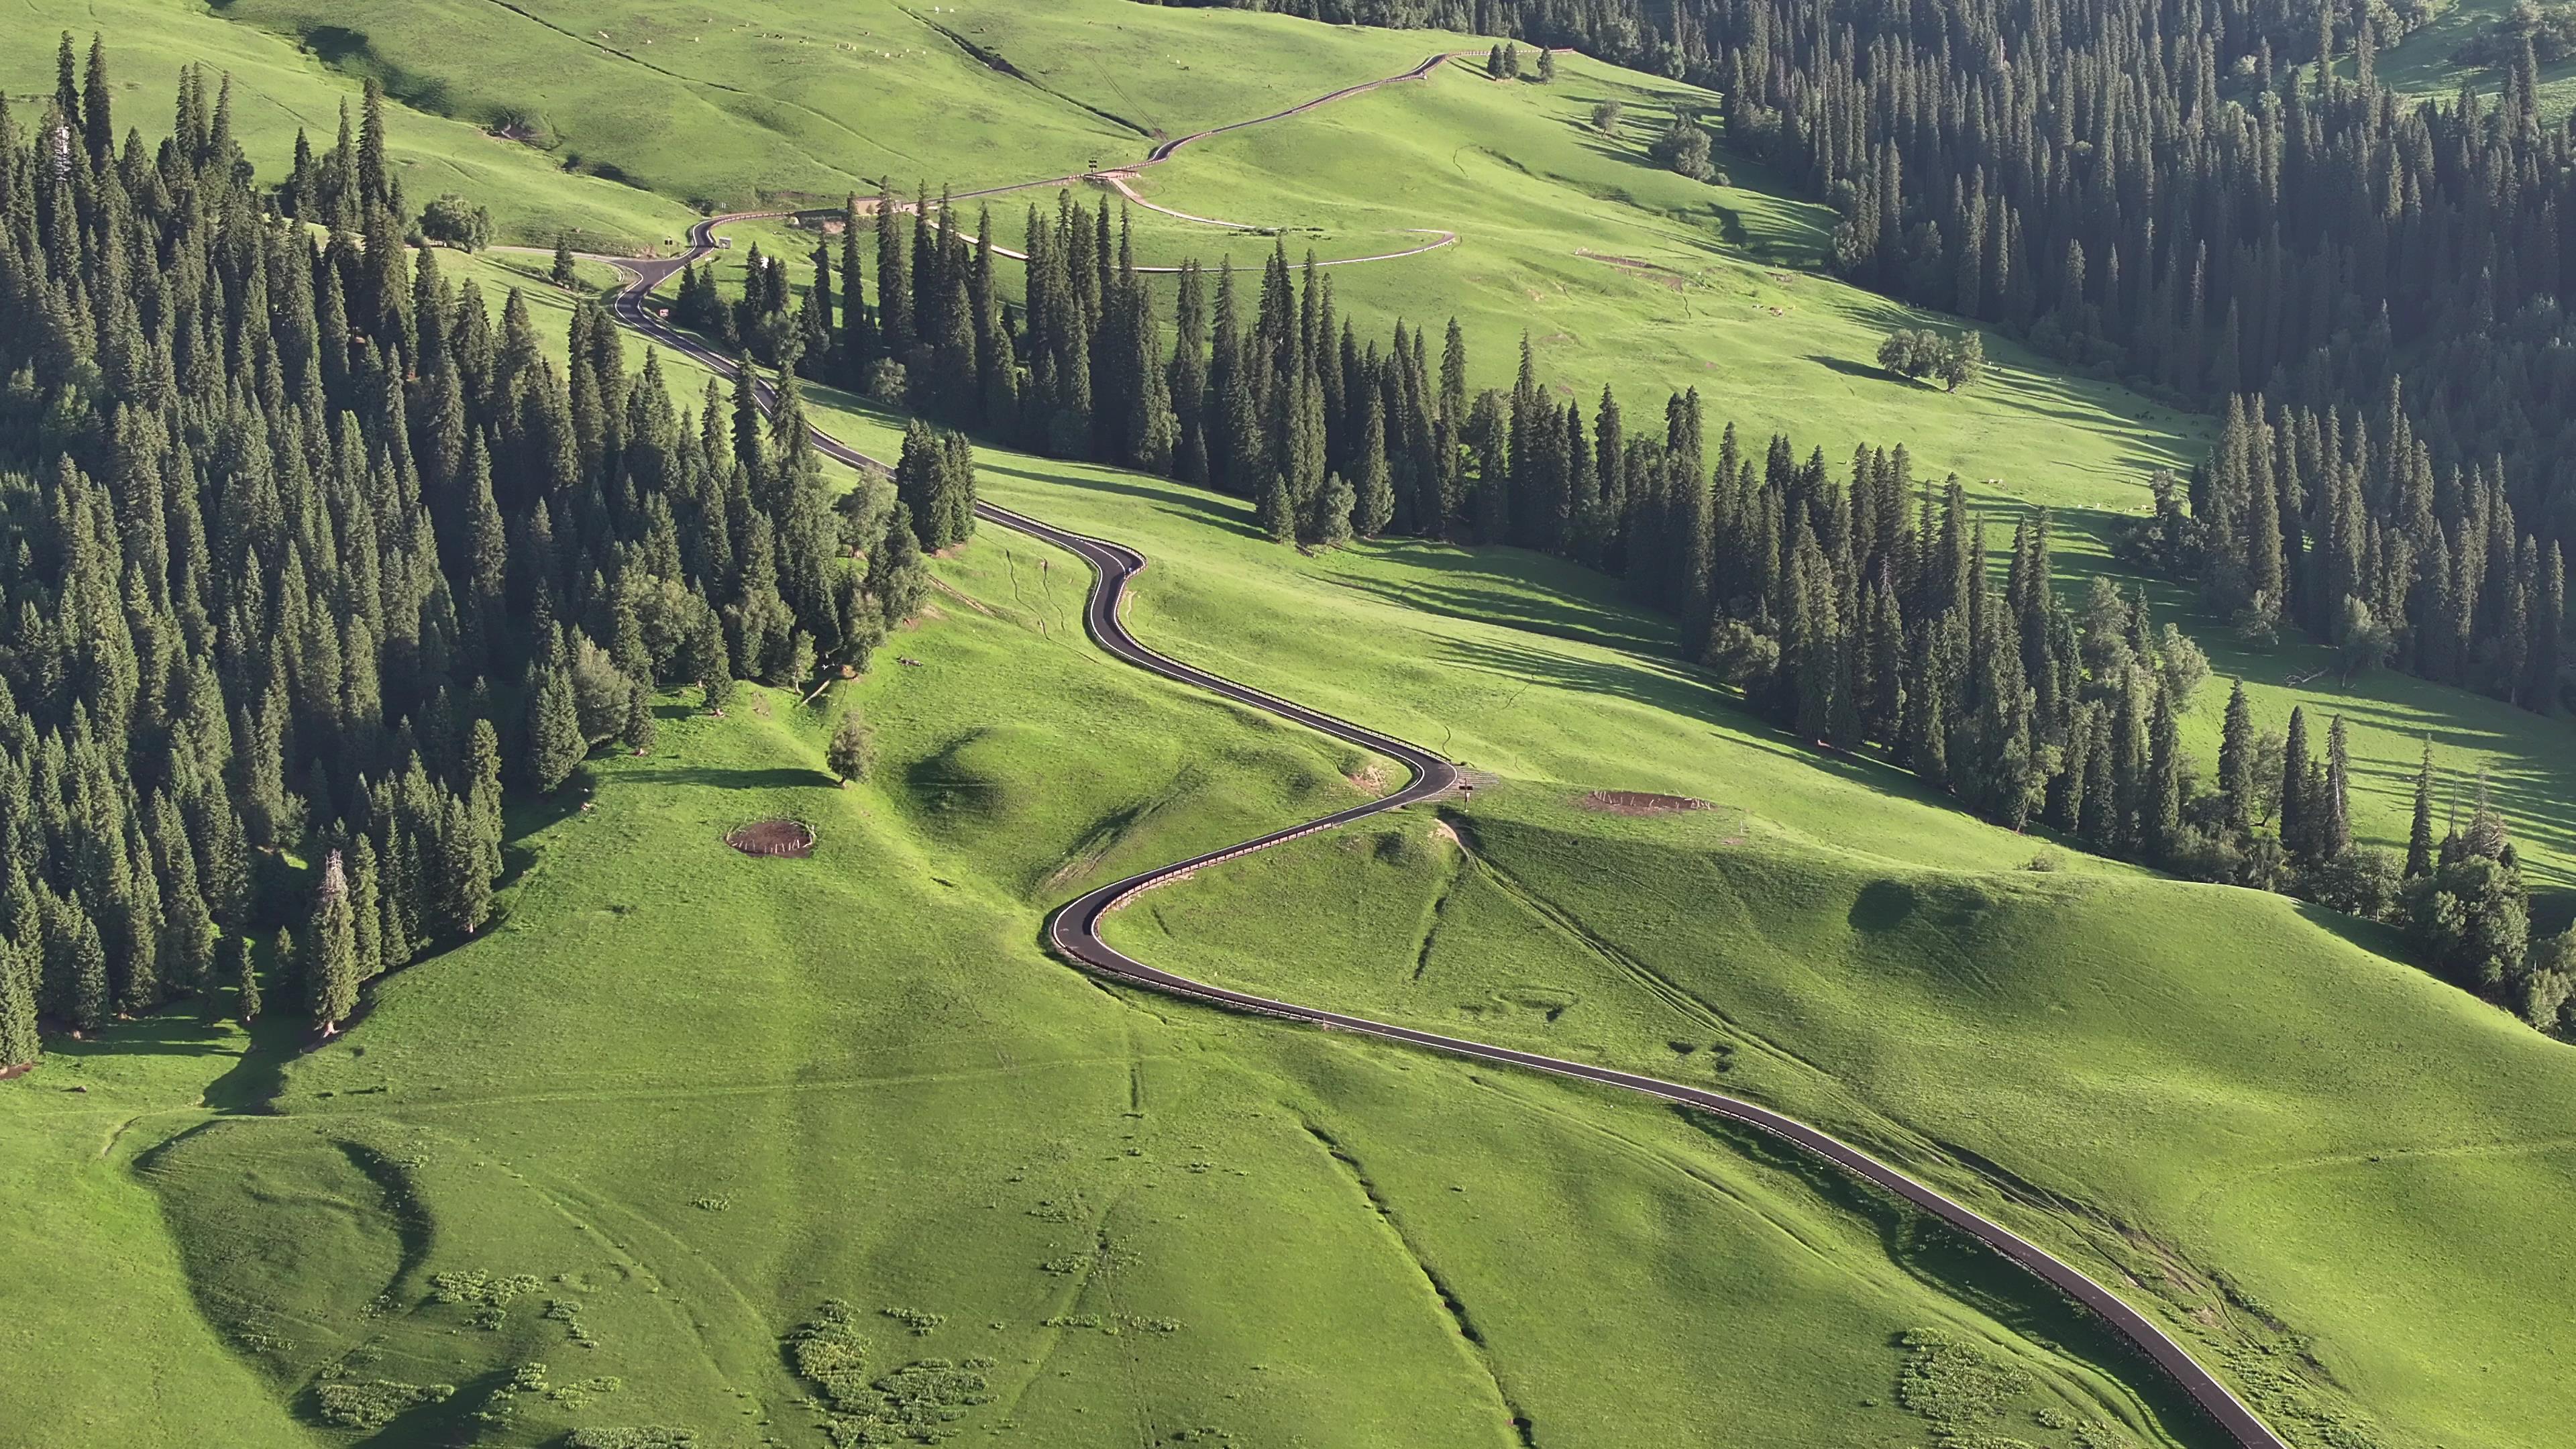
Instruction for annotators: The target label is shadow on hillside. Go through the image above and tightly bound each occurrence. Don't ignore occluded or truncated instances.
[1678,1111,2240,1449]
[1326,547,1675,656]
[981,460,1265,541]
[613,763,828,792]
[2289,901,2419,969]
[1806,352,1901,386]
[50,1012,235,1063]
[37,1004,303,1115]
[497,781,588,890]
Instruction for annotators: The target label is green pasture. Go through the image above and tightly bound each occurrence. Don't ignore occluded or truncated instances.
[1,2,2571,1445]
[0,0,694,250]
[0,472,2227,1448]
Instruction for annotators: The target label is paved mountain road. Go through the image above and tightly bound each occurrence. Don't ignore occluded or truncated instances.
[596,52,2296,1449]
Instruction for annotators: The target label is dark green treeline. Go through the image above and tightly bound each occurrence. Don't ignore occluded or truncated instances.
[1153,0,2576,718]
[0,44,940,1063]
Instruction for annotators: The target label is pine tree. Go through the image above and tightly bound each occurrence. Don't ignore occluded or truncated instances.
[2279,706,2313,857]
[2217,678,2254,835]
[622,683,658,755]
[2406,739,2437,879]
[2322,714,2353,856]
[550,235,579,289]
[826,710,875,785]
[525,651,586,794]
[0,933,38,1069]
[308,850,358,1032]
[229,936,260,1025]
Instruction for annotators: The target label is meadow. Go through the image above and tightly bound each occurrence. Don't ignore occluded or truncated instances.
[2374,0,2576,115]
[0,2,2571,1446]
[29,0,2559,880]
[875,424,2576,1449]
[0,409,2233,1448]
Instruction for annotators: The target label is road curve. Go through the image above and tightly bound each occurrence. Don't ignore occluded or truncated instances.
[598,85,2294,1449]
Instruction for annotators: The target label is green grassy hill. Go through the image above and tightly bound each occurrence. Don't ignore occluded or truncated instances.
[0,445,2231,1449]
[0,0,694,249]
[13,0,2558,875]
[2375,0,2576,116]
[3,3,2573,1447]
[884,425,2574,1449]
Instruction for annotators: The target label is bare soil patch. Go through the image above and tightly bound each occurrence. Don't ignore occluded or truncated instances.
[727,820,816,857]
[1347,763,1390,796]
[1578,789,1713,816]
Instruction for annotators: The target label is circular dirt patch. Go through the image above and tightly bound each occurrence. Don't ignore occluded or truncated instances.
[1578,790,1713,816]
[726,820,816,858]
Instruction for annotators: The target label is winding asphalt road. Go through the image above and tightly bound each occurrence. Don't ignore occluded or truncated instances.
[599,52,2296,1449]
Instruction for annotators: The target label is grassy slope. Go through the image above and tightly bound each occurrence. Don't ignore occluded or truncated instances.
[0,1,2563,1442]
[0,252,2223,1448]
[0,471,2228,1449]
[18,0,2563,873]
[2375,0,2576,115]
[0,1,696,250]
[1108,792,2576,1449]
[731,374,2576,1449]
[853,428,2575,1449]
[685,7,2576,892]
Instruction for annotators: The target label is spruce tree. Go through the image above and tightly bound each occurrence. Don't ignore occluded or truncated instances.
[1309,472,1357,549]
[2406,740,2438,879]
[2279,706,2313,857]
[2322,714,2353,857]
[525,652,586,794]
[230,936,260,1026]
[2217,679,2254,835]
[1257,467,1298,543]
[350,837,384,983]
[2144,682,2182,861]
[895,421,951,551]
[0,935,38,1069]
[826,710,875,786]
[622,684,658,756]
[437,794,494,938]
[550,235,579,289]
[66,910,109,1034]
[1353,392,1395,538]
[875,181,912,358]
[869,504,931,630]
[309,850,358,1033]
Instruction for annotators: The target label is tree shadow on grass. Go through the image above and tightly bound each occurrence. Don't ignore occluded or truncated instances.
[2288,902,2435,981]
[38,1002,304,1114]
[980,459,1265,541]
[1679,1110,2240,1449]
[1324,544,1678,656]
[1806,352,1903,386]
[610,763,828,792]
[496,780,588,890]
[201,1010,308,1112]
